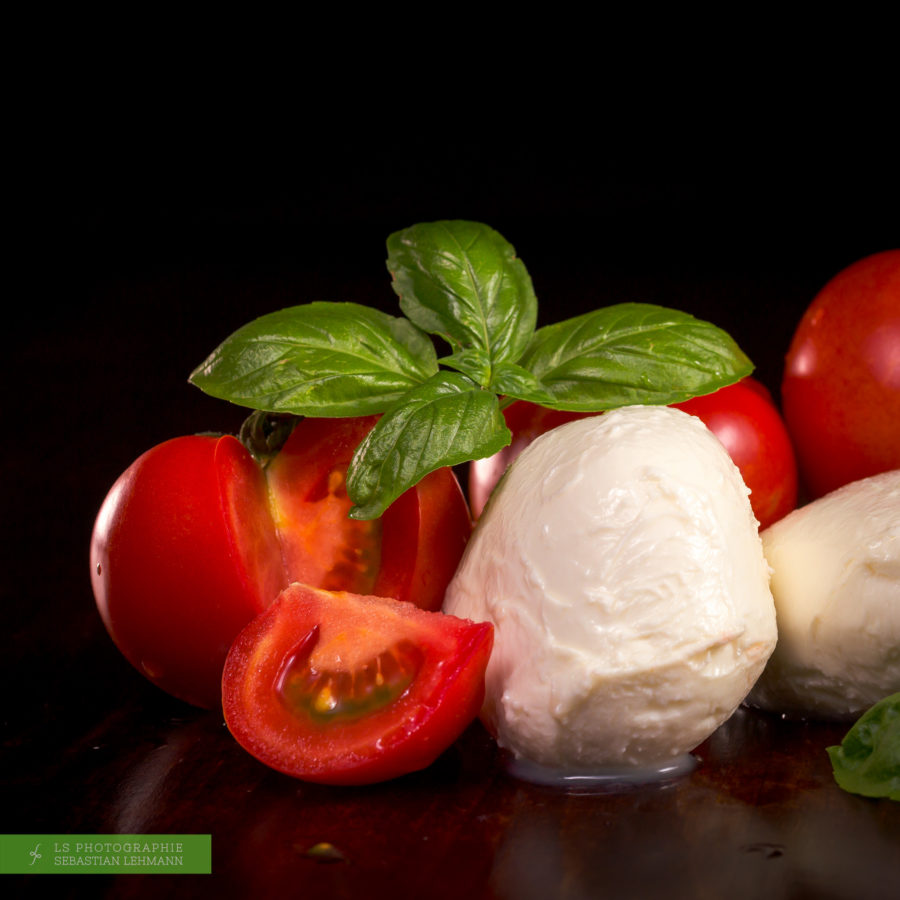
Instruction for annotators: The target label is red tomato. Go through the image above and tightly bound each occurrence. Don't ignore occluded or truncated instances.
[672,380,798,529]
[222,583,493,785]
[90,418,472,709]
[266,416,472,613]
[90,435,286,709]
[469,378,798,530]
[782,249,900,498]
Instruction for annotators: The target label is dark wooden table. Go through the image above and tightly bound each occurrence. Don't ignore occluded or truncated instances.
[5,182,898,898]
[7,684,900,899]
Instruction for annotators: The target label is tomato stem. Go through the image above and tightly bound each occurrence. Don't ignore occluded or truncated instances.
[239,411,299,466]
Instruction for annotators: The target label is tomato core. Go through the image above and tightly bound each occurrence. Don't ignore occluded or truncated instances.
[277,626,423,725]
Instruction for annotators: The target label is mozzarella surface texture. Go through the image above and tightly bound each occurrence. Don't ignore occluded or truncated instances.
[444,405,776,768]
[747,469,900,719]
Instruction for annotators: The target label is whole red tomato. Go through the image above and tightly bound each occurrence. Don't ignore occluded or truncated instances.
[222,583,493,785]
[90,434,285,709]
[672,379,797,529]
[90,417,472,709]
[782,249,900,498]
[469,378,798,530]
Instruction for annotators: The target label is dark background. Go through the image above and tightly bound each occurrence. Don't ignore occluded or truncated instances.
[5,160,899,897]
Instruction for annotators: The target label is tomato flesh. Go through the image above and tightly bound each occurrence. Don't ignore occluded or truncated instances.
[223,583,494,785]
[267,417,472,611]
[277,627,423,724]
[266,417,384,594]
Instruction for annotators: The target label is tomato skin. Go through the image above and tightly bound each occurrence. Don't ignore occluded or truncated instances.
[222,583,493,785]
[90,435,287,709]
[782,249,900,498]
[375,464,472,612]
[470,378,798,529]
[91,418,472,708]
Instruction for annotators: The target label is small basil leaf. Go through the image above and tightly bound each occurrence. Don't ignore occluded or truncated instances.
[826,693,900,801]
[489,361,555,405]
[386,220,537,364]
[439,348,492,386]
[346,372,511,520]
[519,303,753,410]
[190,302,438,416]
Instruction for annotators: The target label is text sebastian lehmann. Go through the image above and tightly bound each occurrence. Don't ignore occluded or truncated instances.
[53,839,184,867]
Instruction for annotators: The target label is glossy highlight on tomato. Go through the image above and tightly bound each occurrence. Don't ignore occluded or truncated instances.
[222,583,494,785]
[469,378,798,530]
[90,417,472,709]
[782,249,900,499]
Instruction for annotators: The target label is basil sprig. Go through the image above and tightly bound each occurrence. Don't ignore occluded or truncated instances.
[190,220,753,519]
[827,693,900,801]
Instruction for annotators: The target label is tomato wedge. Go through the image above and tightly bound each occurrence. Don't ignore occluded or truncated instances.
[222,583,494,785]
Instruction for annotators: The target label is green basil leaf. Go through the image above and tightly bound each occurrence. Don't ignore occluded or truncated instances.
[346,372,511,520]
[489,361,555,405]
[439,348,492,386]
[439,353,555,404]
[190,302,438,416]
[519,303,754,410]
[386,220,537,364]
[826,693,900,801]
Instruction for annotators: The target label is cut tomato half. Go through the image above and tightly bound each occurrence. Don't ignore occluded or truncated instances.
[265,416,472,611]
[222,583,494,785]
